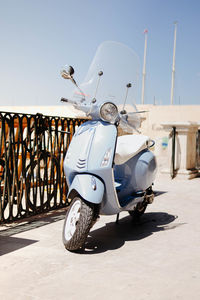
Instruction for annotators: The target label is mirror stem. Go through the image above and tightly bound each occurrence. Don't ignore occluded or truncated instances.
[94,71,103,99]
[122,83,132,112]
[71,77,86,102]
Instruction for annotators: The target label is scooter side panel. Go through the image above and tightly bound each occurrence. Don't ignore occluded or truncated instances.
[135,150,157,189]
[67,174,104,204]
[114,149,157,201]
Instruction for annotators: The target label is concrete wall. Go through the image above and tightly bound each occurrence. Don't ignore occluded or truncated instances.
[137,105,200,138]
[137,105,200,172]
[0,105,86,119]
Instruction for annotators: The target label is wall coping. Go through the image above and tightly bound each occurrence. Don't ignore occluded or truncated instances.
[161,122,199,133]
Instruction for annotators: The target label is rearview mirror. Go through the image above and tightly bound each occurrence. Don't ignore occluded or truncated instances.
[60,65,75,80]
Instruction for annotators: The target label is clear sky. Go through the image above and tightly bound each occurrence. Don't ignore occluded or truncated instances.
[1,0,200,106]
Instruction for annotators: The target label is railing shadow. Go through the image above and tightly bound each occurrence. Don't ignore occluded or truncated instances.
[82,212,185,254]
[0,236,38,256]
[0,209,67,256]
[0,209,66,238]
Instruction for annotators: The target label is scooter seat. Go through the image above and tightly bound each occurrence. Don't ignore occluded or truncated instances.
[114,134,149,165]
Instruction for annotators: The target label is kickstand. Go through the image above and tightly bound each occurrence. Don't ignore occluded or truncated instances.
[116,213,120,224]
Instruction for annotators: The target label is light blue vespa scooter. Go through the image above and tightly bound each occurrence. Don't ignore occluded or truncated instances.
[60,41,157,251]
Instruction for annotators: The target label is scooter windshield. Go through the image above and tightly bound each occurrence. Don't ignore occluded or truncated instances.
[70,41,141,130]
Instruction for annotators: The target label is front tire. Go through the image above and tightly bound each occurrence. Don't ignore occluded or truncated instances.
[62,196,95,251]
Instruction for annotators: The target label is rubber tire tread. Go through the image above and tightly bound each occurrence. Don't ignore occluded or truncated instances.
[129,202,147,219]
[63,197,94,251]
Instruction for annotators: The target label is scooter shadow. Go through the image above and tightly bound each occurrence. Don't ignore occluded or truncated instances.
[83,212,181,254]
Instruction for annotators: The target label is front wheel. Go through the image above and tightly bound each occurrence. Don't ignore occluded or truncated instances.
[62,196,95,251]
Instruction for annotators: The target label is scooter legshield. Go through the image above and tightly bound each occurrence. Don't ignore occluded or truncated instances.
[67,174,104,204]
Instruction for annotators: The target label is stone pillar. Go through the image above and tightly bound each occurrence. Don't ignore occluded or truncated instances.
[161,122,199,179]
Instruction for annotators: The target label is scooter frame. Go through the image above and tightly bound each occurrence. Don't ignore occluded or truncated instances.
[64,119,156,215]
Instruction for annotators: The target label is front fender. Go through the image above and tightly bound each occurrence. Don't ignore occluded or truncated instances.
[68,174,104,204]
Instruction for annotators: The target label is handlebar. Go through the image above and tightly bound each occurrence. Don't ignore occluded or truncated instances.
[60,97,77,105]
[60,97,91,114]
[60,97,68,103]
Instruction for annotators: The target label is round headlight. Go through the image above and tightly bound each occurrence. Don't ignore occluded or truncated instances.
[100,102,118,123]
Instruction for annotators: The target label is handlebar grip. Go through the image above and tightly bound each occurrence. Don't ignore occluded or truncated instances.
[60,97,69,103]
[61,97,77,105]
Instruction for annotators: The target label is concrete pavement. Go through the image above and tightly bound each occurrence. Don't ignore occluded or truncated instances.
[0,174,200,300]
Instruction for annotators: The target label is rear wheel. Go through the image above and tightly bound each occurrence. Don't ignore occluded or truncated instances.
[129,201,147,220]
[62,196,95,251]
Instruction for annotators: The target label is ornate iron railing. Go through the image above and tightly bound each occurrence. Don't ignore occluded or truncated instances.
[0,111,86,223]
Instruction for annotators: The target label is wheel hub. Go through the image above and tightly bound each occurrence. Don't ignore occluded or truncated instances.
[64,199,81,241]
